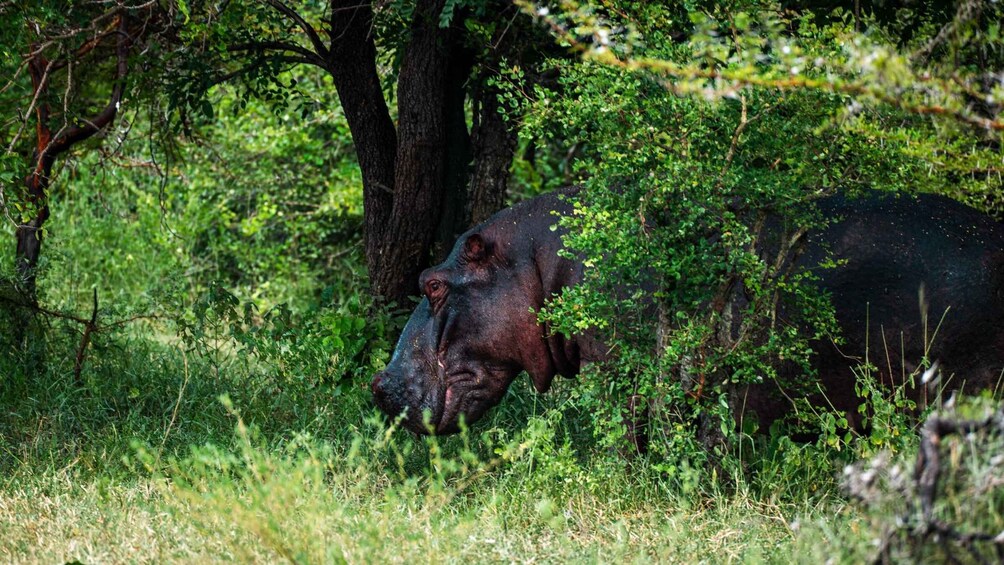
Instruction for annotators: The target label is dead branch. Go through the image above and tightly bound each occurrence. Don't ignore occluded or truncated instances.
[1,290,161,379]
[856,408,1004,564]
[0,291,159,328]
[916,411,1004,522]
[73,288,99,383]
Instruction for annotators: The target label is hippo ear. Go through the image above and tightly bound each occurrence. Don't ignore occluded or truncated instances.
[463,233,491,263]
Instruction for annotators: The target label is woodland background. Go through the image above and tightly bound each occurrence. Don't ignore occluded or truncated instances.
[1,0,1004,562]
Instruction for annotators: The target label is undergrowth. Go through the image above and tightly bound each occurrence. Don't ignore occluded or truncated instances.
[0,163,994,562]
[0,296,974,564]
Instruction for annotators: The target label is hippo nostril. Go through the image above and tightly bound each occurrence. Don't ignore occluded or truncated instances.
[371,374,386,399]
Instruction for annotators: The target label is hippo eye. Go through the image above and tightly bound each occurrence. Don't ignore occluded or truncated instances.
[425,279,446,301]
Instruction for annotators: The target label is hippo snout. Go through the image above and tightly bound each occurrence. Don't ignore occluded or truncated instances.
[371,368,435,432]
[370,371,399,419]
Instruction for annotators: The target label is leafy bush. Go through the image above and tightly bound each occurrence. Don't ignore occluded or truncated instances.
[520,0,1004,479]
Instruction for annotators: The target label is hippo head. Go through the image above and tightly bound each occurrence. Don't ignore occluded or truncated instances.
[371,208,581,434]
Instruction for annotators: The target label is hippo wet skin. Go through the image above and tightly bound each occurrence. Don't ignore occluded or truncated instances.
[371,188,1004,434]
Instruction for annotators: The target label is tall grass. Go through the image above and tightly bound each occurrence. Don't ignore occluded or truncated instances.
[0,296,874,563]
[3,295,995,563]
[1,394,876,564]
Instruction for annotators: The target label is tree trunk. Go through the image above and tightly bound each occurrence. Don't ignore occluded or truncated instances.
[369,0,453,306]
[14,154,55,302]
[323,0,525,306]
[432,36,475,262]
[468,78,518,225]
[326,0,458,307]
[325,0,398,296]
[11,152,54,356]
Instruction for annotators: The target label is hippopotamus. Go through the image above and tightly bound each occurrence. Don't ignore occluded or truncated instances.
[370,187,1004,435]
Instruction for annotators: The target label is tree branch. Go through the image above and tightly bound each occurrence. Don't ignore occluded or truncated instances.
[49,14,124,72]
[719,93,747,179]
[73,288,99,383]
[0,292,160,329]
[46,13,132,158]
[916,412,1004,522]
[228,40,325,67]
[5,53,54,155]
[209,55,316,89]
[265,0,329,60]
[525,5,1004,133]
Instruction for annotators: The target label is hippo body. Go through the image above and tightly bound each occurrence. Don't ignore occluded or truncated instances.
[372,188,1004,434]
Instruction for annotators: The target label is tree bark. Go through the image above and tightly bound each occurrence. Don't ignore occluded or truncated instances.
[468,78,518,225]
[16,150,54,302]
[319,1,525,305]
[369,0,453,306]
[325,0,397,294]
[433,36,475,262]
[16,51,55,300]
[325,0,464,306]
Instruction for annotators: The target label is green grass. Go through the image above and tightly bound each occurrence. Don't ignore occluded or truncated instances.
[0,330,876,565]
[0,287,987,564]
[0,433,873,564]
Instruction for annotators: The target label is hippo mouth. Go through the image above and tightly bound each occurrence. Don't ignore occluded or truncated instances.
[437,372,483,434]
[436,368,507,434]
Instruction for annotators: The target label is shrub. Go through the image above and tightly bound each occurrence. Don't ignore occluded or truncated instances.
[520,0,1004,477]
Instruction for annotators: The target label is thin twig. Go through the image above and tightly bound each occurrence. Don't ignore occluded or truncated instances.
[160,349,191,454]
[0,58,28,96]
[0,293,159,330]
[719,94,747,179]
[73,288,99,383]
[5,55,54,155]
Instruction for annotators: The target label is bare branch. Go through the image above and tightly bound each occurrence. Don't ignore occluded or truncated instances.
[719,94,747,179]
[5,55,55,155]
[912,0,983,64]
[852,409,1004,563]
[49,13,124,71]
[916,412,1004,522]
[0,292,161,331]
[0,58,29,96]
[73,288,99,383]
